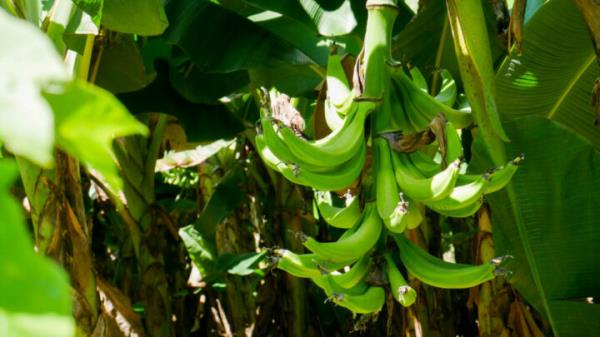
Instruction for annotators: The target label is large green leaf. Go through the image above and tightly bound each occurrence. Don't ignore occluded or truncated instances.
[44,81,149,192]
[496,0,600,149]
[164,0,314,73]
[476,1,600,335]
[474,117,600,337]
[117,64,245,142]
[0,9,68,166]
[0,159,74,337]
[102,0,169,36]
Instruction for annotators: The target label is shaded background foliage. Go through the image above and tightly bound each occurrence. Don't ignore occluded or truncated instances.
[0,0,599,337]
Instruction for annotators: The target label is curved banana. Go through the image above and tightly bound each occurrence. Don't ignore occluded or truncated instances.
[324,53,353,130]
[384,253,417,307]
[393,234,497,289]
[434,69,457,107]
[315,190,362,229]
[424,173,490,212]
[391,151,461,202]
[256,135,366,191]
[303,203,382,263]
[408,66,429,93]
[330,254,371,289]
[456,154,524,194]
[260,115,333,173]
[433,197,483,218]
[391,67,472,130]
[373,137,408,233]
[444,122,463,164]
[313,275,386,314]
[278,102,373,167]
[407,150,441,177]
[274,249,346,278]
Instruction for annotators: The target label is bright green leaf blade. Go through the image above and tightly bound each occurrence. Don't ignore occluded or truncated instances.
[179,225,218,277]
[473,117,600,337]
[496,0,600,149]
[101,0,169,36]
[0,159,74,337]
[44,81,149,191]
[0,9,69,166]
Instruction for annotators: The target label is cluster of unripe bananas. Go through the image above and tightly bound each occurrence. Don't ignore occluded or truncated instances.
[255,1,519,315]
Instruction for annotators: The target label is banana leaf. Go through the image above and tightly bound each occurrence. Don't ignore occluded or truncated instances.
[471,1,600,336]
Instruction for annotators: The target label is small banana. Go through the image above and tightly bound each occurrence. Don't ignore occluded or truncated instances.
[433,197,483,218]
[393,234,498,289]
[330,254,371,289]
[408,66,429,93]
[324,53,353,130]
[303,203,382,263]
[278,102,373,167]
[391,67,473,130]
[313,275,386,314]
[391,150,461,202]
[256,135,366,191]
[444,122,463,164]
[384,253,417,307]
[424,173,490,212]
[273,249,347,278]
[456,154,525,194]
[314,190,361,229]
[434,69,457,107]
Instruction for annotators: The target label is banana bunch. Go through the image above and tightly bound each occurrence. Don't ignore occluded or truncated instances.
[258,0,521,316]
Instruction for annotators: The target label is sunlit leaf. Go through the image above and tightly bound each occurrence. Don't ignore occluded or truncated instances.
[44,81,149,191]
[0,9,68,166]
[0,159,74,337]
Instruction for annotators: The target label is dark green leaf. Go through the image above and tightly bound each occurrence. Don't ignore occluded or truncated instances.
[117,64,245,142]
[95,34,156,94]
[164,0,313,72]
[217,251,267,276]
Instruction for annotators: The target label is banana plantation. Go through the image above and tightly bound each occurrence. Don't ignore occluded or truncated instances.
[1,0,599,336]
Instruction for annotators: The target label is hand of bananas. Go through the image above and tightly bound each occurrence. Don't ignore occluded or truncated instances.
[256,1,520,315]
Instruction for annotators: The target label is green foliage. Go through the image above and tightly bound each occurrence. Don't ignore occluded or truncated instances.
[0,160,74,337]
[44,80,148,191]
[0,8,68,166]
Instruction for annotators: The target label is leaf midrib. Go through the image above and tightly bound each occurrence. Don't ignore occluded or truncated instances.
[546,53,595,120]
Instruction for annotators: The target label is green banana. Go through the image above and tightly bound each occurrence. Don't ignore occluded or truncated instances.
[374,137,419,232]
[303,202,382,263]
[273,249,347,278]
[384,253,417,307]
[393,234,497,289]
[278,101,373,167]
[330,254,371,289]
[391,150,461,202]
[324,53,353,130]
[407,150,441,177]
[433,197,483,218]
[314,190,362,229]
[256,135,366,191]
[444,121,463,164]
[391,67,473,130]
[313,275,386,314]
[260,114,335,173]
[434,69,457,107]
[408,66,429,93]
[424,173,490,211]
[456,154,524,194]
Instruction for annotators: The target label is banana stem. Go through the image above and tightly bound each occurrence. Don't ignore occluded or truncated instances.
[362,1,398,99]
